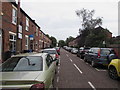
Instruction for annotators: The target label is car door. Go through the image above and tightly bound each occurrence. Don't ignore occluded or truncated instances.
[118,59,120,75]
[45,55,55,88]
[86,49,93,62]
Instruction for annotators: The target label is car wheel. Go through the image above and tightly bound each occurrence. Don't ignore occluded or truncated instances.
[84,57,87,62]
[108,67,119,80]
[91,60,96,67]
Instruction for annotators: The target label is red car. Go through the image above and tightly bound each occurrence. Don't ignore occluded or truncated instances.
[55,47,60,55]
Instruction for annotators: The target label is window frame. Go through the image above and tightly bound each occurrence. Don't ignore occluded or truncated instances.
[25,35,29,50]
[26,17,29,31]
[12,6,17,25]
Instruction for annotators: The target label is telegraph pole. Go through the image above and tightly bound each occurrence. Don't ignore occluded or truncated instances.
[16,0,21,54]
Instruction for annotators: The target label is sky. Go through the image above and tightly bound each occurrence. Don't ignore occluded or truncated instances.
[15,0,119,41]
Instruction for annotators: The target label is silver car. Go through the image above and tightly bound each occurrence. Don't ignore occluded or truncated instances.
[0,53,56,90]
[41,48,59,65]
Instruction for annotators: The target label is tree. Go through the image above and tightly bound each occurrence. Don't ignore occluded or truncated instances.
[49,36,57,47]
[46,34,50,38]
[58,40,66,47]
[76,8,104,47]
[65,36,75,46]
[76,8,102,30]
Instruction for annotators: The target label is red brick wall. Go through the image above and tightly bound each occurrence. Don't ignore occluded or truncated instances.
[1,2,52,61]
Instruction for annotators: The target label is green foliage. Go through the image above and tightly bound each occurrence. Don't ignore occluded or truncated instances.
[76,8,102,29]
[78,27,110,47]
[65,36,75,46]
[49,36,57,48]
[58,40,66,47]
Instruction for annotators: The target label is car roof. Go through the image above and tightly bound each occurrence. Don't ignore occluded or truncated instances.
[43,48,56,51]
[91,47,113,50]
[11,53,48,57]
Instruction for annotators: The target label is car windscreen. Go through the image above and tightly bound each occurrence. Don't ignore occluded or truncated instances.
[0,56,43,72]
[43,50,57,54]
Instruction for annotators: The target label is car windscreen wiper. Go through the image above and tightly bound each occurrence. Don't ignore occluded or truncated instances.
[24,57,36,66]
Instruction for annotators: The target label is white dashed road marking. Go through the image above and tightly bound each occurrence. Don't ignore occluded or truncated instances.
[70,58,73,62]
[88,81,96,90]
[57,77,59,83]
[66,54,69,57]
[73,64,83,74]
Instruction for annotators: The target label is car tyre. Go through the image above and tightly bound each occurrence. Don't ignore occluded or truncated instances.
[91,60,96,67]
[108,67,119,80]
[84,57,87,62]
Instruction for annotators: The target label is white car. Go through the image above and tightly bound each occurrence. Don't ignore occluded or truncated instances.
[71,48,78,54]
[41,48,59,65]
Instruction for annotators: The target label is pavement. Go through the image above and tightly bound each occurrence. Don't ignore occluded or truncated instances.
[54,48,120,89]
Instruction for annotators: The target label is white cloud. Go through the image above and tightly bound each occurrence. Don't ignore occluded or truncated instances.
[20,1,118,40]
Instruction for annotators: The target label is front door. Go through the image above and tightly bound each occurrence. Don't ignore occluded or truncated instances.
[0,30,2,61]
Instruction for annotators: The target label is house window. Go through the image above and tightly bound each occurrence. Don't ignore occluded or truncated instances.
[36,26,38,36]
[25,35,29,50]
[26,17,29,31]
[9,34,16,51]
[12,7,17,25]
[36,41,38,50]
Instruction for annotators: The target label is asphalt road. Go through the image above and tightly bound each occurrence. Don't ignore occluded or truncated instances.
[54,48,120,89]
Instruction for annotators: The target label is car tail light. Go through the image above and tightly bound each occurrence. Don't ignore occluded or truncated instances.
[57,49,60,52]
[97,50,101,58]
[30,83,44,90]
[56,54,59,59]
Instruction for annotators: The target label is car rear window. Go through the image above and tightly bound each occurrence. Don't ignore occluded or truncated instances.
[43,50,57,54]
[100,49,111,55]
[0,56,43,72]
[92,48,99,54]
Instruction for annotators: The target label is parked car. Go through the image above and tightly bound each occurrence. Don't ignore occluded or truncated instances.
[77,47,90,59]
[0,53,56,89]
[67,47,73,52]
[108,59,120,80]
[55,47,60,55]
[84,48,117,67]
[41,48,59,65]
[71,48,78,54]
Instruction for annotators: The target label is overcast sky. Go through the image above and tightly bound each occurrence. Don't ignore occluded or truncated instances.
[16,0,119,40]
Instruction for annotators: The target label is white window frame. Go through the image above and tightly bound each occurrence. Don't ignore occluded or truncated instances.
[26,17,29,31]
[9,32,16,51]
[12,5,17,25]
[25,35,29,50]
[36,41,38,50]
[36,26,38,36]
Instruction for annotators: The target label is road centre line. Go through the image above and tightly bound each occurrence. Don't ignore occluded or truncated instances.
[66,54,69,57]
[88,81,96,90]
[73,64,83,74]
[70,58,73,62]
[57,76,59,83]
